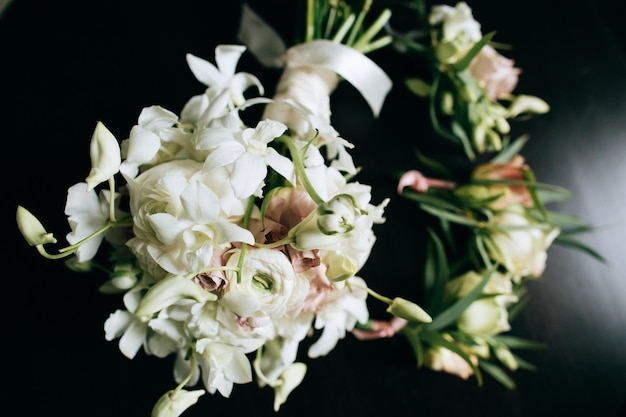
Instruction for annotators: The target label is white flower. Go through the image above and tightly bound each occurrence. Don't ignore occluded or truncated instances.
[195,340,253,397]
[64,182,122,262]
[186,45,263,110]
[220,248,309,322]
[429,1,481,44]
[429,2,482,64]
[307,277,369,358]
[485,205,560,282]
[198,118,295,198]
[104,286,150,359]
[125,159,254,276]
[119,105,182,179]
[445,270,518,336]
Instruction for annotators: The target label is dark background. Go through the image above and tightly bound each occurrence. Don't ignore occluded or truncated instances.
[2,1,625,416]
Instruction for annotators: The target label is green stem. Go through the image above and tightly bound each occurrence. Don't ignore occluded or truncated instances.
[278,136,325,205]
[37,214,132,260]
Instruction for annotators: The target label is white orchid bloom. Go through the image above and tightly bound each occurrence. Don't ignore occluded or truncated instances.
[120,105,181,179]
[308,277,369,358]
[104,287,150,359]
[199,119,295,198]
[195,340,253,397]
[186,45,264,110]
[64,182,122,262]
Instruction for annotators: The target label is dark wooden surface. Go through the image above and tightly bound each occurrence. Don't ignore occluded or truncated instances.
[2,1,625,416]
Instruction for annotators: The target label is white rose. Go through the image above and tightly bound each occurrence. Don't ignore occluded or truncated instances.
[445,270,518,336]
[486,205,560,282]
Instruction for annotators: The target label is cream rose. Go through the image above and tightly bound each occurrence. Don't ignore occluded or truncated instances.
[485,205,560,282]
[445,270,518,336]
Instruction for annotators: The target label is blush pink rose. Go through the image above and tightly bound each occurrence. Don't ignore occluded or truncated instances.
[469,45,521,100]
[472,154,532,209]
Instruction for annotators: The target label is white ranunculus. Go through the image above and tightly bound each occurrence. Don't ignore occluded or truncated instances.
[125,159,254,277]
[220,248,309,323]
[486,205,560,282]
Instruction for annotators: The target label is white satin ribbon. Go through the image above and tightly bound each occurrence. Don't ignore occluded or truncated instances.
[237,3,392,117]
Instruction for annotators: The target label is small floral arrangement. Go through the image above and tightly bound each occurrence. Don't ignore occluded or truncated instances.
[16,0,601,415]
[353,0,602,388]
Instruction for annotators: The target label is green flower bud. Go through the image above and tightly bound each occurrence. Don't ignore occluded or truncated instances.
[151,389,205,417]
[386,297,432,323]
[16,205,57,246]
[506,94,550,118]
[135,274,217,317]
[85,121,121,192]
[273,363,307,412]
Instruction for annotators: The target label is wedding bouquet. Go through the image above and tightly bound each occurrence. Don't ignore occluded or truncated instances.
[16,1,434,416]
[15,0,601,415]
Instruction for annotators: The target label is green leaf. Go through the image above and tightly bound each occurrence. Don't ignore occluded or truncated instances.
[401,190,459,211]
[489,135,529,163]
[451,31,496,72]
[554,234,606,263]
[492,335,546,350]
[420,203,480,227]
[513,354,538,372]
[402,325,426,368]
[522,167,549,221]
[413,147,455,179]
[478,358,516,390]
[426,265,496,331]
[451,119,476,160]
[424,228,449,312]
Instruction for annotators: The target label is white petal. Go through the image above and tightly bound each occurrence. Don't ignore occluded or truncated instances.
[195,127,239,151]
[202,142,244,170]
[104,309,134,341]
[231,153,266,198]
[186,53,223,88]
[137,105,178,130]
[124,125,162,165]
[180,182,220,223]
[213,219,255,245]
[148,213,187,245]
[118,319,148,359]
[215,44,247,78]
[265,148,295,184]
